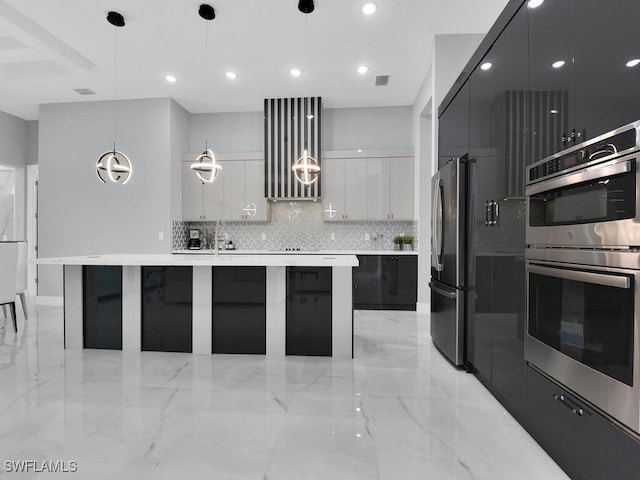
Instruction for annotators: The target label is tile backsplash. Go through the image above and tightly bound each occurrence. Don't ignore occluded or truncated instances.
[172,201,417,251]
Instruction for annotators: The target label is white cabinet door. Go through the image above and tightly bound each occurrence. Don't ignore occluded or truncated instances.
[344,158,368,220]
[182,163,204,221]
[322,158,345,220]
[202,173,224,221]
[243,160,268,221]
[389,157,414,220]
[366,157,391,220]
[221,161,245,220]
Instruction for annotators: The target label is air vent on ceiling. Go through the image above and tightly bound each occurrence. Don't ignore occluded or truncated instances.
[73,88,96,95]
[375,75,389,86]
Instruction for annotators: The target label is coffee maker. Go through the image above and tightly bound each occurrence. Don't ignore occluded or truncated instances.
[188,229,201,250]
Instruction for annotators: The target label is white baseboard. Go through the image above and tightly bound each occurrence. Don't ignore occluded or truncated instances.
[416,302,430,313]
[37,296,64,306]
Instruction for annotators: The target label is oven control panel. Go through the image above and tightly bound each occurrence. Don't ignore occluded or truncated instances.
[528,126,637,184]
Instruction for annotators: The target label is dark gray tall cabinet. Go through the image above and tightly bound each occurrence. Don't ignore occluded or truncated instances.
[437,0,640,477]
[467,4,528,419]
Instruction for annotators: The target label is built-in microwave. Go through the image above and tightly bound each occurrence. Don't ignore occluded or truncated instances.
[526,121,640,248]
[525,247,640,434]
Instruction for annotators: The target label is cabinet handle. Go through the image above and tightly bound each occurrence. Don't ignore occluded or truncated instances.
[485,201,489,226]
[553,394,585,417]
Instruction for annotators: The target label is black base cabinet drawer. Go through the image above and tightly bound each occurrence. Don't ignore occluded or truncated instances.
[526,366,640,480]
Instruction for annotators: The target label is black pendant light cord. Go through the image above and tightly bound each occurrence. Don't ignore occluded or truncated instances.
[113,26,117,151]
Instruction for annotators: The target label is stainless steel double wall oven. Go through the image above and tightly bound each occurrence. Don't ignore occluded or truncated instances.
[525,120,640,434]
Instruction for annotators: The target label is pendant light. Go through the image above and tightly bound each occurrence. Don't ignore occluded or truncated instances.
[190,4,221,184]
[292,106,320,185]
[96,11,132,185]
[291,3,320,186]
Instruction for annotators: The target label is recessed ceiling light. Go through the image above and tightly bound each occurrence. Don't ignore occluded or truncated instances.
[528,0,544,8]
[165,74,177,83]
[626,58,640,68]
[357,149,363,153]
[362,3,376,15]
[357,65,369,75]
[550,109,558,114]
[290,68,302,77]
[480,62,492,71]
[225,71,237,80]
[552,60,565,69]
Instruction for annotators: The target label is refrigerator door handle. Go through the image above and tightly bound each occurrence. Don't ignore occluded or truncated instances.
[429,281,456,299]
[432,178,444,271]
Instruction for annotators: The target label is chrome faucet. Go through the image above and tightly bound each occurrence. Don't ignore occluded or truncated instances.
[214,218,226,256]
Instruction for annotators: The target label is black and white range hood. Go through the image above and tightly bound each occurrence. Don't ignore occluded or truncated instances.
[264,97,322,200]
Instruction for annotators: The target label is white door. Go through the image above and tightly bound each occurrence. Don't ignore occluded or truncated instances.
[221,161,245,220]
[366,157,391,220]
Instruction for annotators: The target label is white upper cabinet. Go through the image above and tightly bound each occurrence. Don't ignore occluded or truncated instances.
[389,157,414,220]
[322,158,368,220]
[322,155,413,221]
[182,162,205,221]
[182,155,268,222]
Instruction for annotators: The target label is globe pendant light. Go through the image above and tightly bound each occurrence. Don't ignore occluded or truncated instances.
[292,109,320,185]
[191,4,221,183]
[96,11,132,185]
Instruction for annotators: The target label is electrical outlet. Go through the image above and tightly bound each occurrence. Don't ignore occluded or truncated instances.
[158,232,164,241]
[365,233,370,241]
[330,233,335,241]
[261,233,266,241]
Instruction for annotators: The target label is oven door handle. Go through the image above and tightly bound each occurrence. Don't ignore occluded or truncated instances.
[526,159,632,196]
[527,264,631,289]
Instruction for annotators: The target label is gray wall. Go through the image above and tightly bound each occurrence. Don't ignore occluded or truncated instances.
[190,111,263,153]
[190,106,413,154]
[323,106,412,150]
[26,121,39,165]
[0,110,28,240]
[38,98,176,296]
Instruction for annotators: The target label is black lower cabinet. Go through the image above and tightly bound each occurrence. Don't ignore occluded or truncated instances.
[141,266,192,353]
[286,267,332,356]
[83,266,122,350]
[353,255,417,310]
[212,267,266,354]
[526,366,640,480]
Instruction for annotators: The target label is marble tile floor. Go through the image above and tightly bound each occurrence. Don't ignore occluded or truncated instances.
[0,305,570,480]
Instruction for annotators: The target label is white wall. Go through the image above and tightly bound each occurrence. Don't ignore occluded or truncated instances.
[0,110,28,240]
[26,121,38,165]
[38,98,176,296]
[412,34,485,310]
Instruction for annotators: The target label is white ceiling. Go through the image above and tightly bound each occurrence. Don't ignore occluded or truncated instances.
[0,0,510,121]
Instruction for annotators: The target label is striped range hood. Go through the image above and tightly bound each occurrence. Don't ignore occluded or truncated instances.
[264,97,322,199]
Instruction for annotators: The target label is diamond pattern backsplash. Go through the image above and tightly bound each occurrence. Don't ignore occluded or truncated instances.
[172,202,417,251]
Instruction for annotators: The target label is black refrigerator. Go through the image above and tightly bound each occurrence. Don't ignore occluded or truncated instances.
[430,156,467,366]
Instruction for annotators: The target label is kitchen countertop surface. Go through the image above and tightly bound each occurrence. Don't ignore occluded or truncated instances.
[172,249,418,256]
[36,253,359,267]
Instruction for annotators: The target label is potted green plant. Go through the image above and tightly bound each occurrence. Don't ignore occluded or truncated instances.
[403,235,414,251]
[393,235,403,251]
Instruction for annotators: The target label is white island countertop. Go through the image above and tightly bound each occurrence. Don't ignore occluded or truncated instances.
[36,253,359,267]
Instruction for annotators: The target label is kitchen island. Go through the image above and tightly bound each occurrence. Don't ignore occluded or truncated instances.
[37,253,358,358]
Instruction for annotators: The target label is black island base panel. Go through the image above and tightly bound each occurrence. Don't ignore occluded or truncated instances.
[141,266,193,353]
[212,267,266,354]
[286,266,332,356]
[83,265,123,350]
